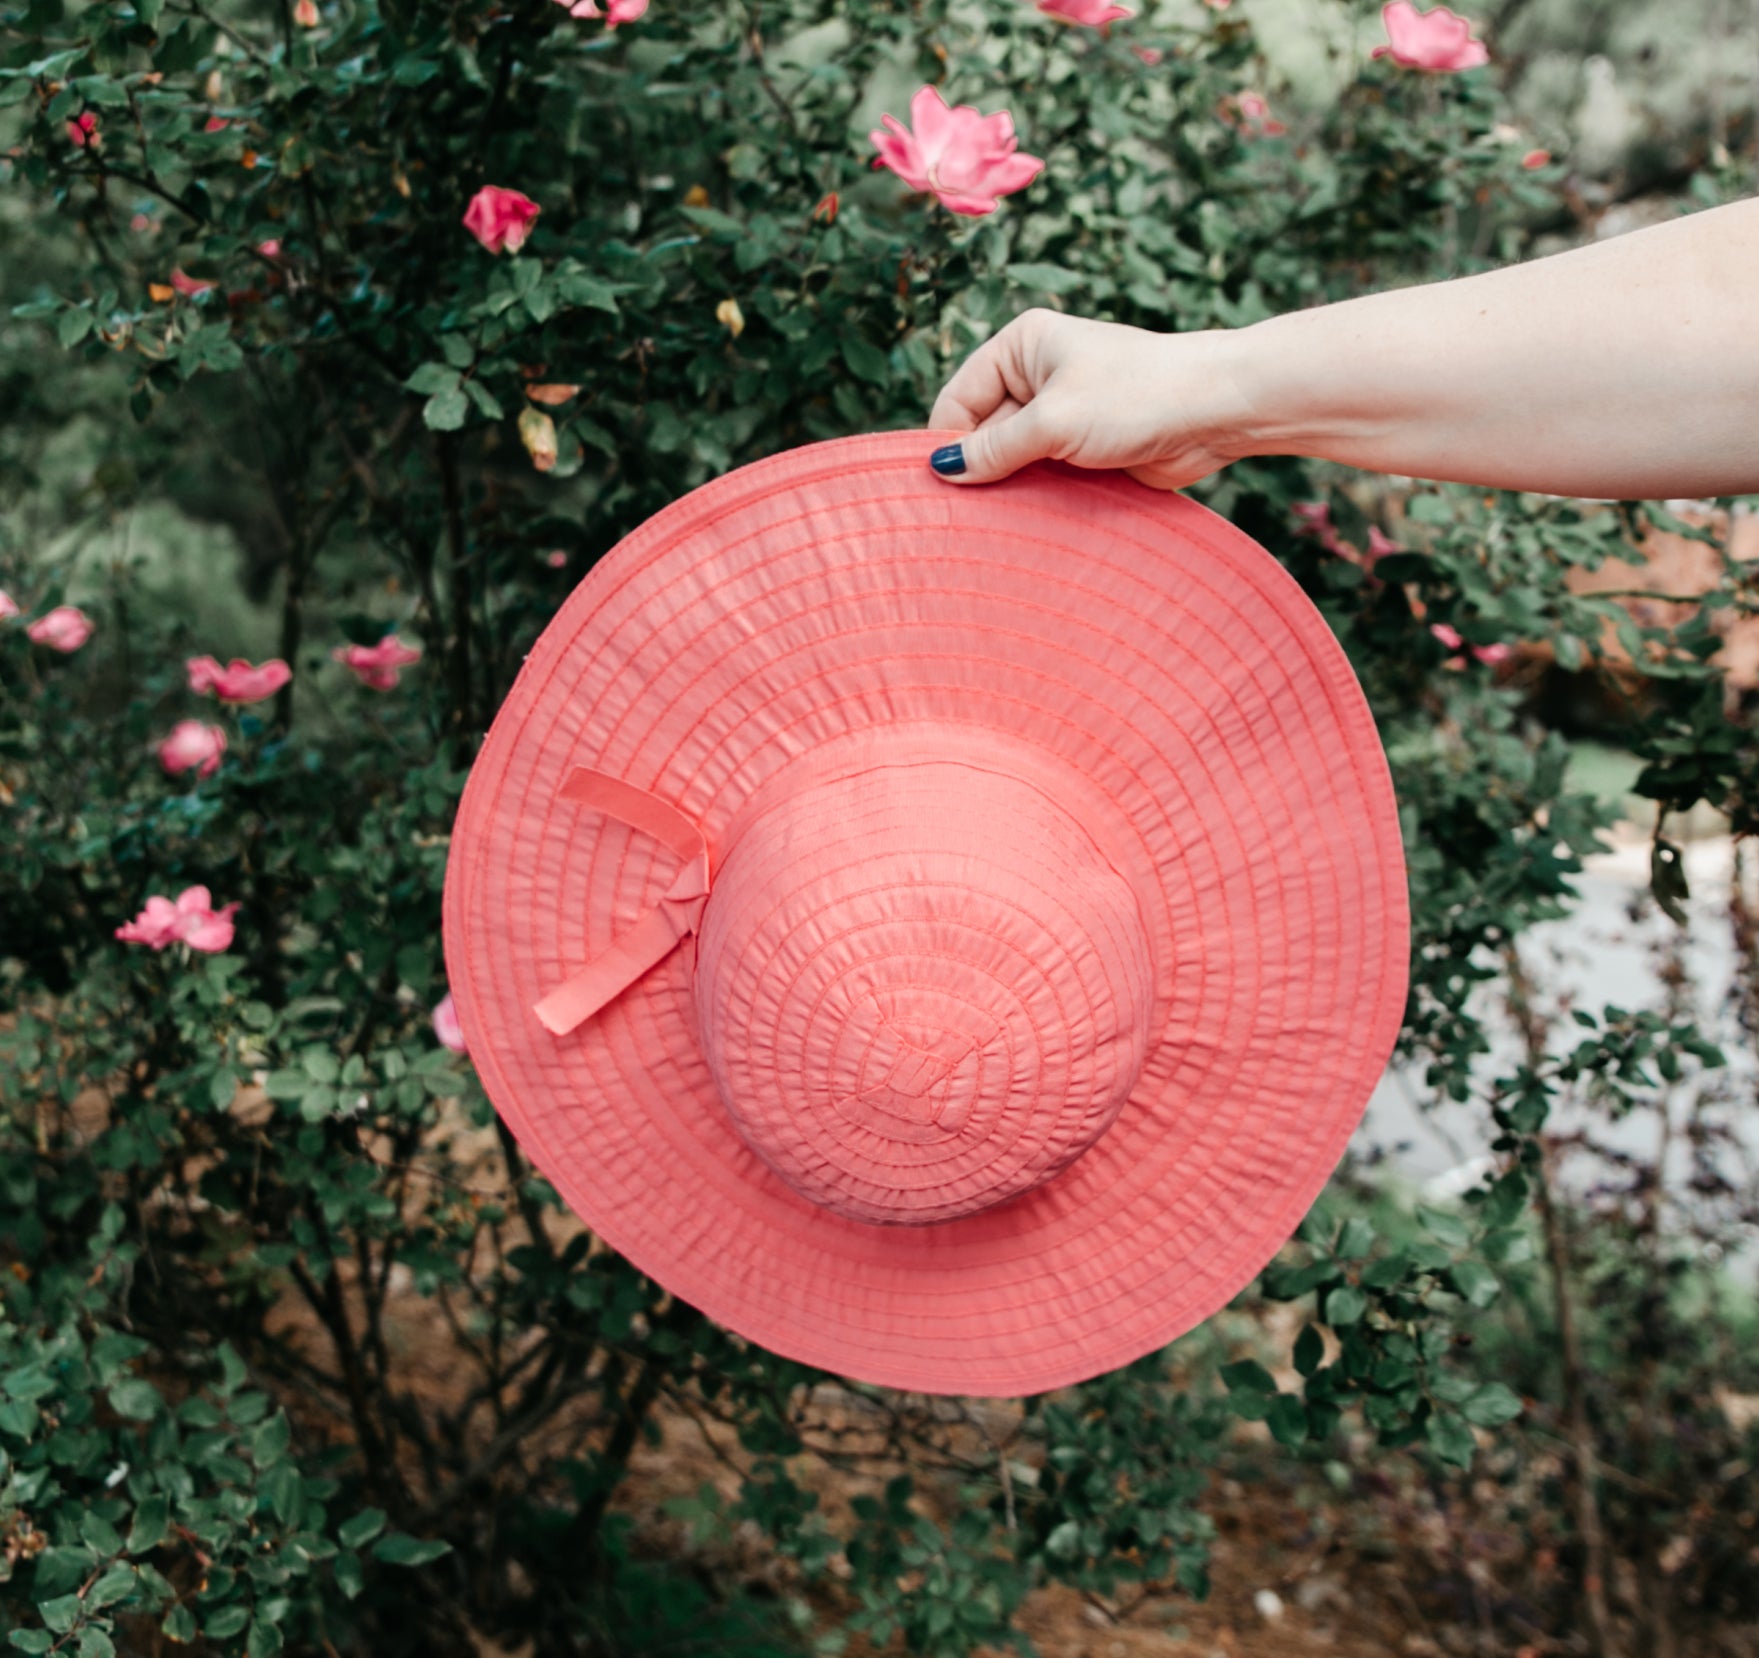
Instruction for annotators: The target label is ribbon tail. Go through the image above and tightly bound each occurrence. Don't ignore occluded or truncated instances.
[535,897,702,1036]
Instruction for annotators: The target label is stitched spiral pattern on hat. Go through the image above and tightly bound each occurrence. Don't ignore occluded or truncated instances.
[692,740,1157,1226]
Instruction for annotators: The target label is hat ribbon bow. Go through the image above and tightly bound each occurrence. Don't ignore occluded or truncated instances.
[534,768,709,1037]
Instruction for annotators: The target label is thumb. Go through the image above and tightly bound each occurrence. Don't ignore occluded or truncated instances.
[930,405,1052,485]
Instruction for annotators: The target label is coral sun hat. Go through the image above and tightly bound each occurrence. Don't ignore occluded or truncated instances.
[441,429,1409,1399]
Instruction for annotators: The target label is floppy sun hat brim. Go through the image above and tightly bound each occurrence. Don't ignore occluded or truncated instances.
[442,428,1409,1400]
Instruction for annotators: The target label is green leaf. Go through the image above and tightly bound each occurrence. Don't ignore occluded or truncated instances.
[1415,1205,1472,1250]
[840,336,890,387]
[678,205,744,238]
[1460,1382,1523,1427]
[39,1597,82,1637]
[464,380,504,421]
[247,1615,284,1658]
[334,1549,364,1600]
[10,1631,54,1653]
[1219,1359,1277,1394]
[1266,1394,1309,1446]
[1447,1259,1500,1308]
[371,1532,452,1566]
[1292,1325,1324,1378]
[262,1070,308,1102]
[127,1495,169,1555]
[423,387,469,431]
[1043,1519,1082,1560]
[86,1566,136,1610]
[1004,262,1086,294]
[107,1379,160,1421]
[58,307,93,347]
[251,1410,291,1468]
[337,1508,386,1550]
[4,1365,58,1402]
[1425,1411,1477,1469]
[162,1605,197,1642]
[1325,1285,1368,1327]
[80,1511,123,1555]
[76,1630,114,1658]
[403,363,460,395]
[204,1604,250,1640]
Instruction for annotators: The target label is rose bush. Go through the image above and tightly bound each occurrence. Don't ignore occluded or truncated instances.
[1,0,1756,1654]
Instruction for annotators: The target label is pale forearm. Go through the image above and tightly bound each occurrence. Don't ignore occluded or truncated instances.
[1223,196,1759,499]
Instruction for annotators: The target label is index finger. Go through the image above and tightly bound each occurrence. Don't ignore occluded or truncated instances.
[926,321,1034,432]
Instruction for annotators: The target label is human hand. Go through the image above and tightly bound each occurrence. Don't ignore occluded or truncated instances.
[924,308,1259,491]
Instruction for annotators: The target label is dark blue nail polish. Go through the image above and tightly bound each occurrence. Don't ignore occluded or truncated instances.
[929,443,966,476]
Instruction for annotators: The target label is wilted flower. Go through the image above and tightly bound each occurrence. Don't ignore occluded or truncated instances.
[524,383,579,406]
[116,885,239,953]
[1035,0,1133,26]
[462,186,541,255]
[158,720,228,779]
[331,634,422,690]
[869,85,1045,217]
[518,407,559,473]
[26,606,93,652]
[186,655,292,704]
[716,298,745,338]
[811,191,839,224]
[1370,1,1489,71]
[432,992,467,1053]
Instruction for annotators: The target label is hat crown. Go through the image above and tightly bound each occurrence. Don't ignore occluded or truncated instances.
[693,729,1156,1226]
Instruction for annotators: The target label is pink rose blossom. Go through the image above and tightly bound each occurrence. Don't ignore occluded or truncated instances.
[1521,148,1549,170]
[158,720,228,780]
[0,591,18,621]
[462,186,541,255]
[869,85,1045,217]
[116,885,239,953]
[294,0,319,22]
[1431,622,1509,664]
[186,655,292,705]
[546,550,568,568]
[1366,526,1404,562]
[66,113,97,148]
[551,0,648,21]
[331,634,422,691]
[1292,501,1351,557]
[1036,0,1134,26]
[1220,90,1287,138]
[1202,0,1231,8]
[26,606,94,653]
[432,992,467,1053]
[170,269,216,298]
[1370,1,1490,72]
[257,238,282,257]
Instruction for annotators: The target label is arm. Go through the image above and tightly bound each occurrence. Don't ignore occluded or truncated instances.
[925,196,1759,500]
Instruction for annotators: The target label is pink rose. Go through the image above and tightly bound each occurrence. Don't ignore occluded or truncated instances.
[546,550,568,568]
[1036,0,1134,26]
[1220,91,1287,138]
[1357,527,1400,566]
[257,238,282,257]
[170,269,215,298]
[26,606,93,652]
[1431,623,1509,664]
[66,113,97,148]
[331,634,422,691]
[1521,148,1549,170]
[462,187,541,255]
[869,85,1045,217]
[294,0,319,22]
[551,0,648,21]
[158,720,228,780]
[186,655,292,705]
[1292,501,1351,558]
[1370,1,1489,72]
[116,885,239,953]
[0,591,19,621]
[432,992,467,1053]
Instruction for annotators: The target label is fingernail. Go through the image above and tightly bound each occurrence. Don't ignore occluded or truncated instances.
[929,443,966,477]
